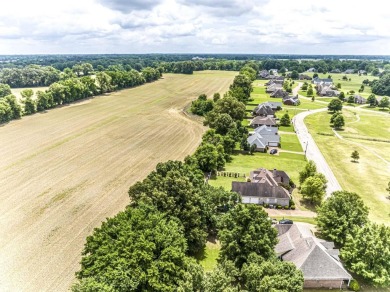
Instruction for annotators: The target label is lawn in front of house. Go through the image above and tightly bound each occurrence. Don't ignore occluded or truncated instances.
[281,133,303,152]
[209,151,306,191]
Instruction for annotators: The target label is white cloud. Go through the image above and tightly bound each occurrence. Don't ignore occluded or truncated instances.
[0,0,389,54]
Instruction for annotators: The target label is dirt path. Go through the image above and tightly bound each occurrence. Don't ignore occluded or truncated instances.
[0,71,236,292]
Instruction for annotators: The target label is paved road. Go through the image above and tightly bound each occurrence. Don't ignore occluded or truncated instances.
[292,109,342,197]
[292,84,342,197]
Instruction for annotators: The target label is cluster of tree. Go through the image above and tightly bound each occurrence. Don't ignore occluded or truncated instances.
[316,191,390,287]
[371,72,390,96]
[299,160,327,205]
[190,94,217,116]
[0,68,161,124]
[330,112,345,129]
[365,93,390,109]
[204,204,304,291]
[0,65,61,87]
[74,160,241,291]
[283,80,293,93]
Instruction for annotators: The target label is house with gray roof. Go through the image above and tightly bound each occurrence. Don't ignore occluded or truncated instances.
[266,83,283,93]
[316,84,339,97]
[263,101,282,110]
[344,69,355,74]
[247,126,280,152]
[354,95,366,104]
[258,70,270,79]
[250,116,277,128]
[252,104,275,117]
[312,77,333,86]
[270,89,289,98]
[283,95,300,106]
[232,168,291,206]
[275,224,352,289]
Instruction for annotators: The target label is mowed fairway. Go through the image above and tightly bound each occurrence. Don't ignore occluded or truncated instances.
[0,71,236,291]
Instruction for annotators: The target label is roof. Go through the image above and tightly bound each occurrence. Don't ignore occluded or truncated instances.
[275,224,352,281]
[270,89,288,98]
[250,167,290,185]
[252,104,274,116]
[232,181,290,199]
[263,101,282,109]
[250,116,277,127]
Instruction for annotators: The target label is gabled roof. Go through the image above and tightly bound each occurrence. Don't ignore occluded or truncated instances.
[252,104,274,116]
[263,101,282,109]
[250,116,277,127]
[254,125,279,136]
[275,224,352,281]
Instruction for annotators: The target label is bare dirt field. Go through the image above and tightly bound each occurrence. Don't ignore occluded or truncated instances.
[0,71,237,291]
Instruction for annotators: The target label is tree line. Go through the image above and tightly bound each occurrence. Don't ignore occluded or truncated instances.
[0,67,161,124]
[72,66,305,291]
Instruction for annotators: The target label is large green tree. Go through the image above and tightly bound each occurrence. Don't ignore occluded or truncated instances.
[328,99,343,112]
[316,191,369,245]
[128,161,207,255]
[298,160,317,184]
[341,223,390,287]
[218,204,278,269]
[241,254,304,292]
[193,143,225,172]
[75,204,204,291]
[300,176,326,205]
[0,83,12,97]
[213,96,246,121]
[204,112,236,136]
[228,74,253,104]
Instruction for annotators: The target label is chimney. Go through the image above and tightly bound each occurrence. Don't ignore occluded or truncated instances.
[273,169,277,177]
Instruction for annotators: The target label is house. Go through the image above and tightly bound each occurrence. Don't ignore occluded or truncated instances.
[358,70,367,75]
[232,168,291,206]
[354,95,366,104]
[299,74,311,80]
[252,104,275,117]
[307,68,316,72]
[270,69,278,75]
[265,79,284,86]
[247,125,281,152]
[316,84,339,97]
[330,69,341,73]
[283,95,300,106]
[258,70,270,79]
[266,83,283,93]
[312,77,333,86]
[344,69,355,74]
[275,224,352,289]
[250,116,278,128]
[263,101,282,110]
[270,89,289,98]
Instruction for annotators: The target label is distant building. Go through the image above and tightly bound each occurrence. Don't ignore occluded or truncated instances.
[250,116,278,128]
[312,77,333,86]
[344,69,355,74]
[354,95,366,104]
[252,104,275,117]
[270,89,289,98]
[283,95,300,106]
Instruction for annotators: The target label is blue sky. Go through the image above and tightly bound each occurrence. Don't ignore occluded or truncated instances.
[0,0,389,55]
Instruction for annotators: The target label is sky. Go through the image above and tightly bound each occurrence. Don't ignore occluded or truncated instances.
[0,0,389,55]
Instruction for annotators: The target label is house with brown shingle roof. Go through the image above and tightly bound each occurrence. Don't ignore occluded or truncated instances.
[232,168,291,206]
[250,116,277,128]
[275,224,352,289]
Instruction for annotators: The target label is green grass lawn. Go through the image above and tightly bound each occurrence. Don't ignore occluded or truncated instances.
[281,134,303,152]
[198,241,220,272]
[360,105,390,113]
[209,151,306,191]
[305,111,390,225]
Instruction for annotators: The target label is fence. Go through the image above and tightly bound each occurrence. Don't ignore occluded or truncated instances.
[216,171,246,178]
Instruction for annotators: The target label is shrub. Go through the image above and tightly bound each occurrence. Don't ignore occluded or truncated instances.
[284,205,289,210]
[276,205,282,209]
[349,279,360,291]
[290,206,296,210]
[263,203,269,208]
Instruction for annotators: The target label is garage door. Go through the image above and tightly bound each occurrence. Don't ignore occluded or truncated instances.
[242,197,260,204]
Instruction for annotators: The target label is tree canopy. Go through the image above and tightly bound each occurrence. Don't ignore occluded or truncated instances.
[328,99,343,112]
[218,204,278,269]
[341,223,390,287]
[75,204,204,291]
[316,191,369,245]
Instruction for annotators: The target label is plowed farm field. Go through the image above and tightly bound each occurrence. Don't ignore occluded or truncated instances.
[0,71,237,291]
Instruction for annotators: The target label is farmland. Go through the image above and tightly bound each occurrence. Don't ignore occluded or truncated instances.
[0,71,236,291]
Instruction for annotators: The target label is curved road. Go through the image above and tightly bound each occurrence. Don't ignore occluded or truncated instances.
[292,84,342,197]
[292,109,342,197]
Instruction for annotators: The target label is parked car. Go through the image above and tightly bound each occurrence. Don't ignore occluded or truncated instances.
[279,219,293,224]
[270,149,278,155]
